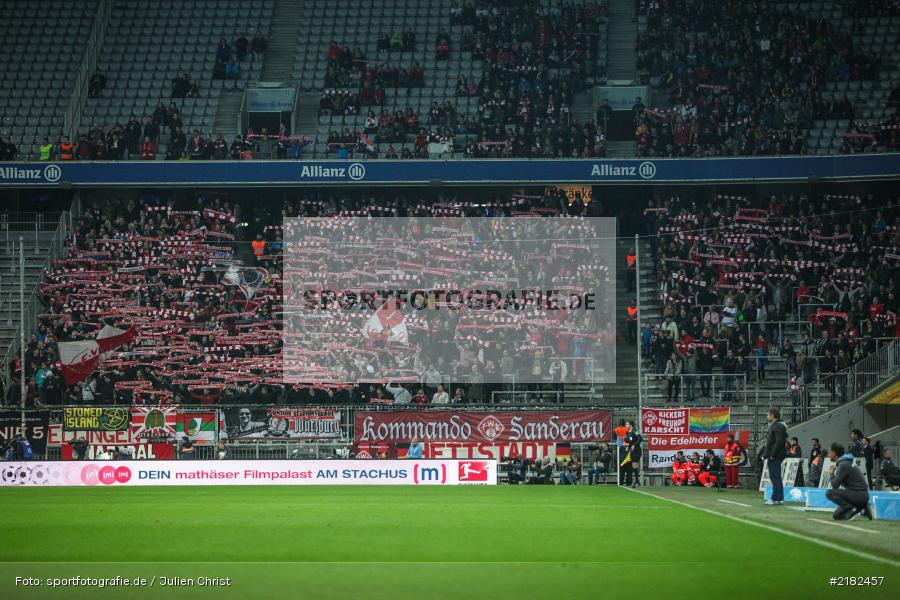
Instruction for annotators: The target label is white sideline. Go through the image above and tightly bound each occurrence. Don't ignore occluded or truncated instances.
[812,519,882,534]
[625,488,900,568]
[717,499,752,508]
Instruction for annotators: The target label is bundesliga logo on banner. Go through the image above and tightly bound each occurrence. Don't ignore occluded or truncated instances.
[458,461,490,482]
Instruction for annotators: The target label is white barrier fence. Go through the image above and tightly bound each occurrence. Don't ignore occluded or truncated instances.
[0,459,498,487]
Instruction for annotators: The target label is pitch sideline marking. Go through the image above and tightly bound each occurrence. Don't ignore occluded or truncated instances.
[625,487,900,568]
[811,519,882,534]
[717,499,752,508]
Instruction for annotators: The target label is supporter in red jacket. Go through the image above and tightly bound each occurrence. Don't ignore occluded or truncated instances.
[140,137,156,160]
[671,451,688,486]
[686,452,703,485]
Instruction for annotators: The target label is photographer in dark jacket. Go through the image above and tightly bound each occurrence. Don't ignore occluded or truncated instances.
[763,407,787,505]
[69,436,88,461]
[826,443,872,521]
[529,456,554,484]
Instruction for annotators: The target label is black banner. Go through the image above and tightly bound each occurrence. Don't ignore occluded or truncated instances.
[63,407,131,431]
[0,410,50,454]
[220,407,342,440]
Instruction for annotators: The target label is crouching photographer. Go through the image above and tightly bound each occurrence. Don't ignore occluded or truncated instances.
[528,457,555,484]
[504,456,528,484]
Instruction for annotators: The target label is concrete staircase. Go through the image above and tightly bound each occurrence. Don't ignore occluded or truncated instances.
[293,93,320,140]
[571,89,596,125]
[591,238,656,406]
[0,239,52,356]
[213,90,244,138]
[606,0,637,82]
[605,140,635,157]
[260,0,305,82]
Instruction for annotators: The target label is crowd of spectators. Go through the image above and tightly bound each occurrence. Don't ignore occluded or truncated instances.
[840,116,900,154]
[211,31,268,84]
[454,1,608,158]
[5,188,599,408]
[41,105,311,161]
[313,1,611,159]
[643,191,899,404]
[634,0,883,157]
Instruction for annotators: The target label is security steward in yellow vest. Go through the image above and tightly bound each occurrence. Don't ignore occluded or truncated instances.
[39,138,54,161]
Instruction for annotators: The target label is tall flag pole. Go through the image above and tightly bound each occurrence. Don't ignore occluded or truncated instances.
[19,237,26,430]
[634,233,642,486]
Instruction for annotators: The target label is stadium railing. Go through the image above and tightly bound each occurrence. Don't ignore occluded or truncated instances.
[63,0,112,143]
[0,197,81,392]
[807,338,898,408]
[642,372,749,405]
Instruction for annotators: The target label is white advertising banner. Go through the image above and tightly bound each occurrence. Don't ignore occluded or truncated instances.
[246,87,295,112]
[758,458,802,491]
[0,459,498,487]
[596,85,650,110]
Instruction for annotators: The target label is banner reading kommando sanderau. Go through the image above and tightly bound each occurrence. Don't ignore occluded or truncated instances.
[354,410,613,444]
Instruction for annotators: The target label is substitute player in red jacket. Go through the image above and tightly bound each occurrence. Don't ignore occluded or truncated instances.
[698,449,722,488]
[671,451,688,485]
[686,452,703,485]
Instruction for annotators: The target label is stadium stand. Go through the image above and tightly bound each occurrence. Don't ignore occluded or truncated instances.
[3,188,891,423]
[640,191,899,413]
[0,0,100,161]
[23,191,605,407]
[76,0,273,161]
[634,0,899,157]
[2,0,896,160]
[301,0,609,158]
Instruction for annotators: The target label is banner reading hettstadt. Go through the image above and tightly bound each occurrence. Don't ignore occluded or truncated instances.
[0,460,497,487]
[354,410,613,444]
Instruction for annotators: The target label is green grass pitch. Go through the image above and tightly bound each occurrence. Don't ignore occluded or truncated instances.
[1,485,898,599]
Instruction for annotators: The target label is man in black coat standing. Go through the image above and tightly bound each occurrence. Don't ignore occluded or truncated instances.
[763,407,787,505]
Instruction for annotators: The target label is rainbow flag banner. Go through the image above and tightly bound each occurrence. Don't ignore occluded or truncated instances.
[689,407,730,433]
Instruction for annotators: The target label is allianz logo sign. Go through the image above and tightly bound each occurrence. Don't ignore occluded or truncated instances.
[0,165,62,182]
[299,163,366,181]
[591,161,656,180]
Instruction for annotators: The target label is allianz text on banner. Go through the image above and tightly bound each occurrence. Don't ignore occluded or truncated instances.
[0,460,498,487]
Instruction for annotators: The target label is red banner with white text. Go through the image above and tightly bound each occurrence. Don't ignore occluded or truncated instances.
[646,431,750,468]
[354,410,613,444]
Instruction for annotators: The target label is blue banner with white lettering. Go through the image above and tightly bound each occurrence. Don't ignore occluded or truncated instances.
[1,154,898,187]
